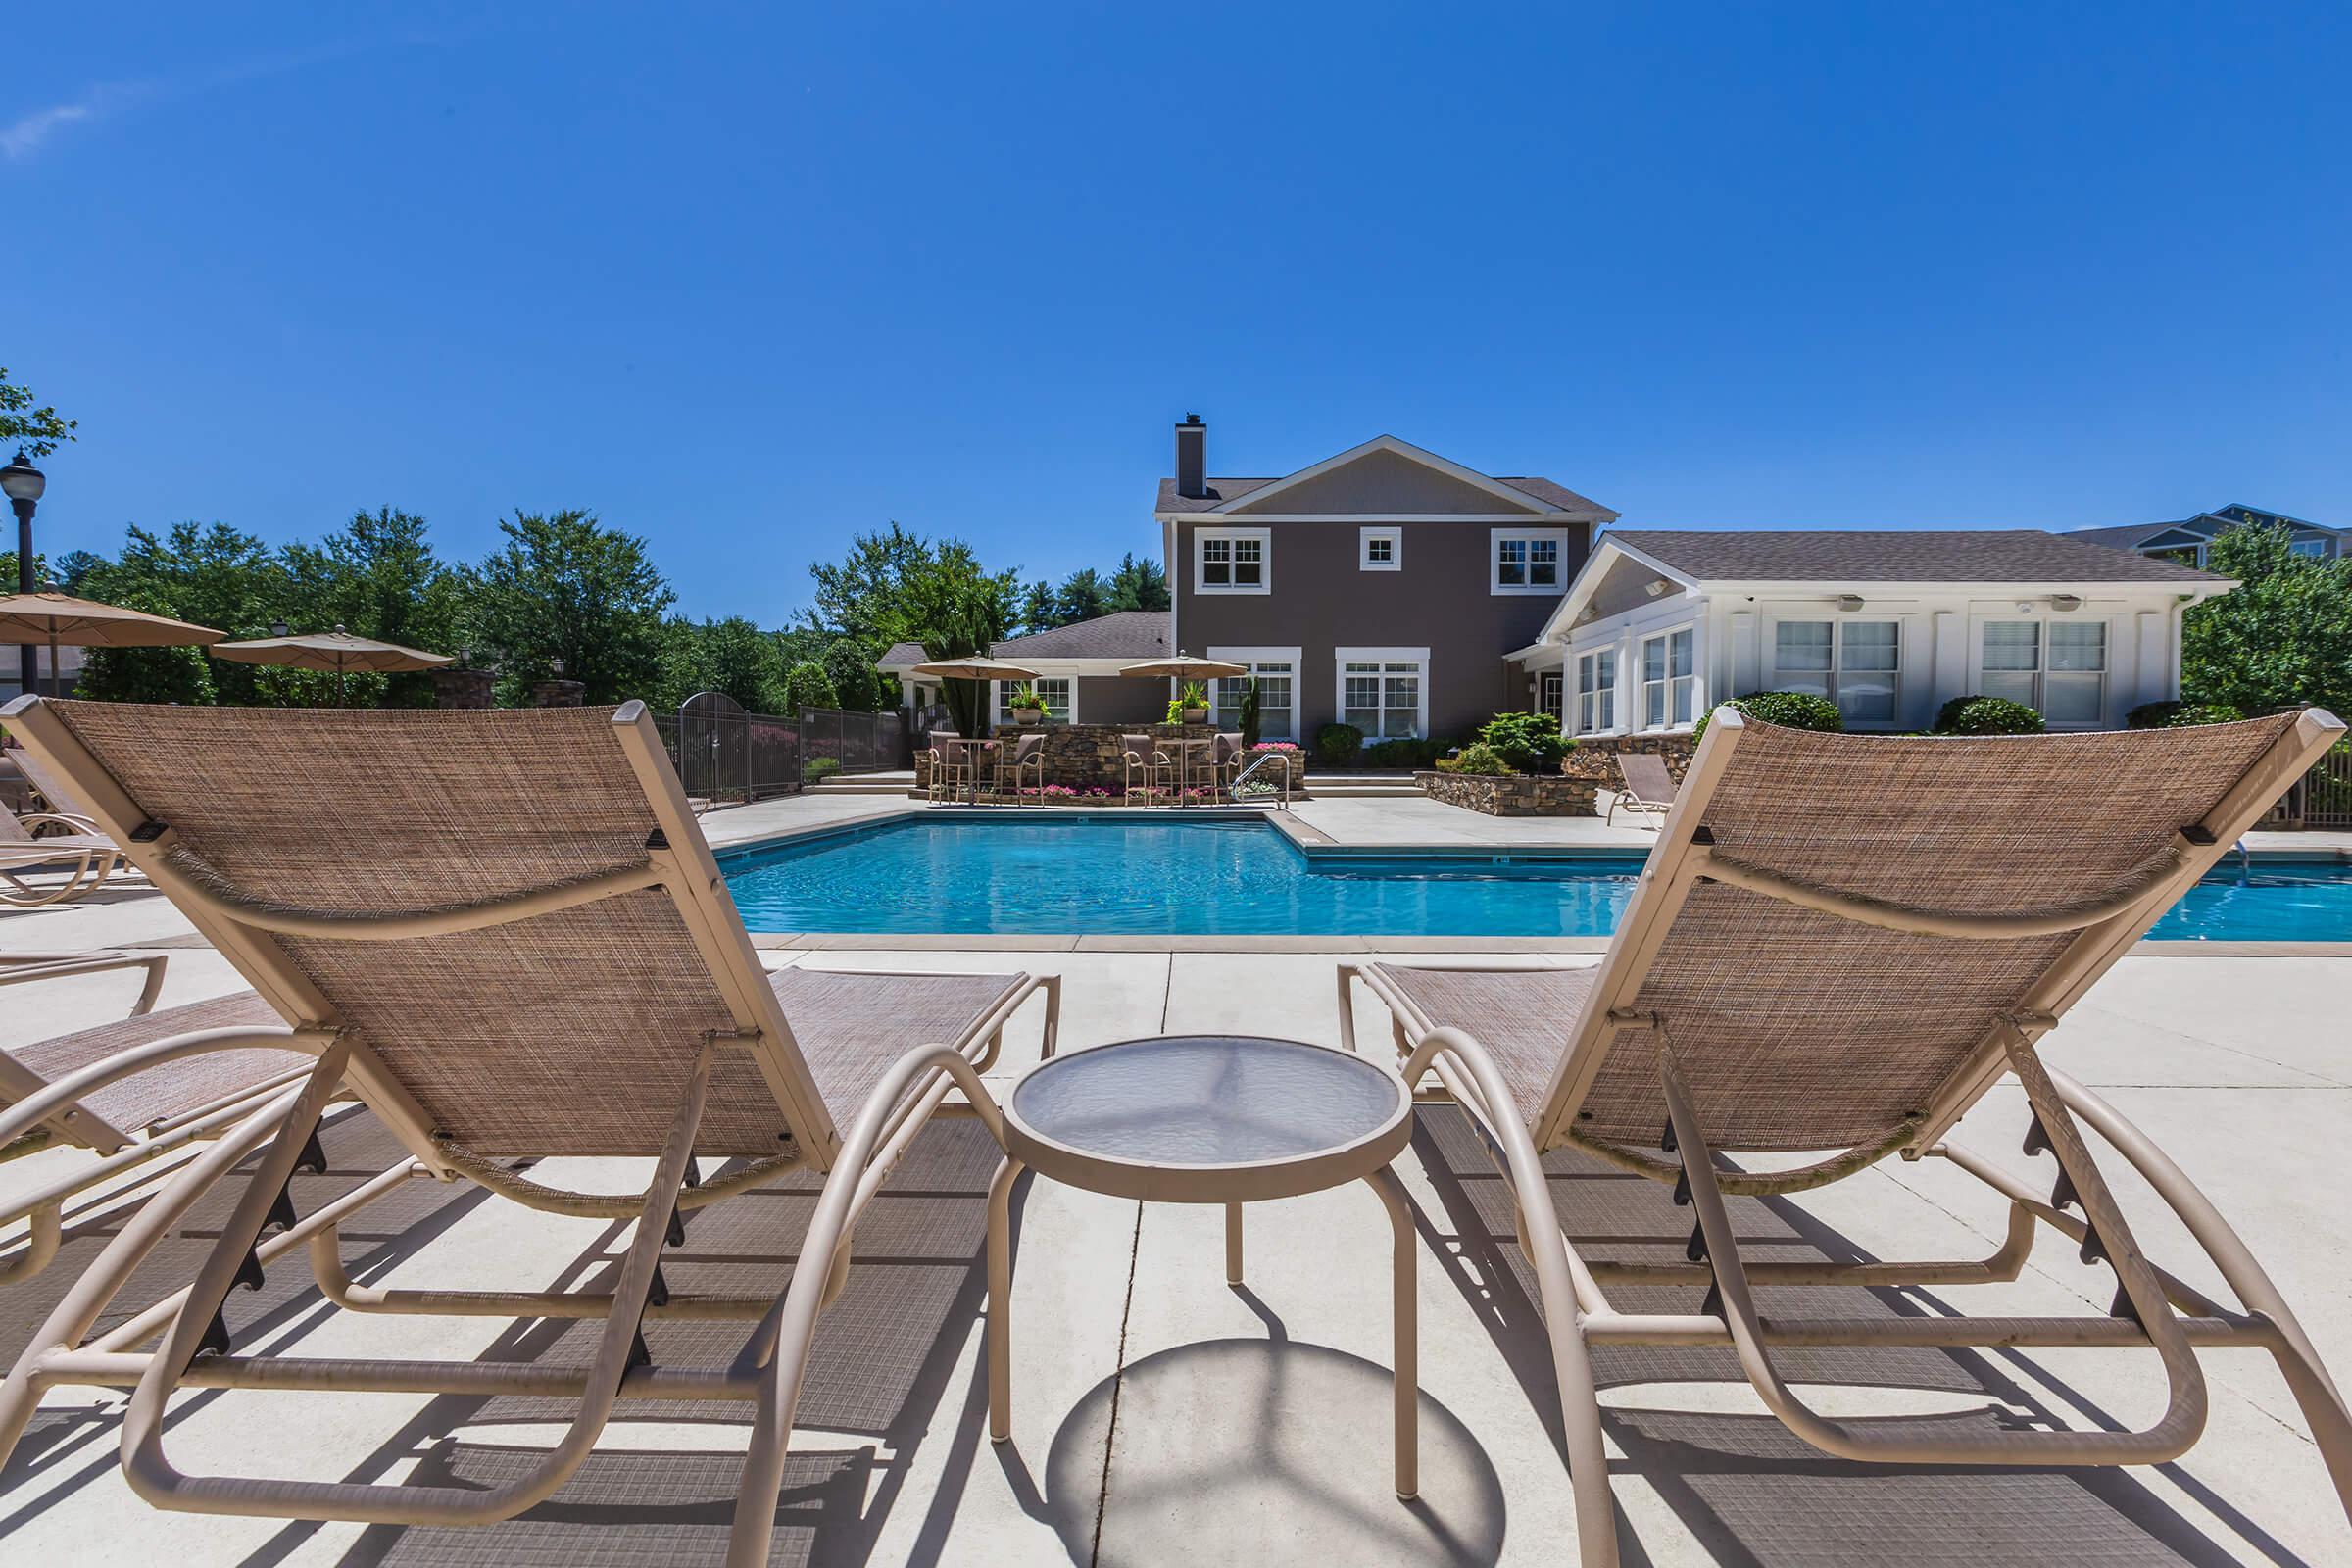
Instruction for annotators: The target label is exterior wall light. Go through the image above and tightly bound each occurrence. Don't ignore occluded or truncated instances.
[1836,594,1865,612]
[2049,593,2082,612]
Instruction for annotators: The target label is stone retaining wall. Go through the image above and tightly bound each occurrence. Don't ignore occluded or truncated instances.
[1415,769,1599,816]
[1560,732,1698,786]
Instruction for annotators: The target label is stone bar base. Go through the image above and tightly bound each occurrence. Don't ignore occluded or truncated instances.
[1415,770,1599,816]
[1561,732,1697,787]
[911,724,1305,797]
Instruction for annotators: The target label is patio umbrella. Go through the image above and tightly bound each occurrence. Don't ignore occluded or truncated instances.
[209,624,455,705]
[908,657,1040,740]
[1120,653,1250,802]
[0,590,226,698]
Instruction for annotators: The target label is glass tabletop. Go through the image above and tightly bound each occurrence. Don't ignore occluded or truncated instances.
[1008,1035,1405,1167]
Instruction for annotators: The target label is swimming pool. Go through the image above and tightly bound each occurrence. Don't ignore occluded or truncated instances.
[718,815,2352,941]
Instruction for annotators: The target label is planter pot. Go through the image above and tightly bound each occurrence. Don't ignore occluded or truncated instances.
[1013,708,1044,725]
[1179,707,1208,724]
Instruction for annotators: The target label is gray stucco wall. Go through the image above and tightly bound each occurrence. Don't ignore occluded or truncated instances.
[1174,518,1591,742]
[1075,675,1166,725]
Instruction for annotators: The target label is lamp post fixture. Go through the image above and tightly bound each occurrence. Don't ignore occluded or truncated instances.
[1,451,45,697]
[270,618,290,639]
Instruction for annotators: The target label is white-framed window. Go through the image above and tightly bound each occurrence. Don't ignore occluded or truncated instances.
[2290,538,2329,559]
[1491,527,1571,595]
[1575,649,1617,734]
[996,677,1071,723]
[1359,526,1401,571]
[1336,647,1429,739]
[1194,526,1270,594]
[1772,618,1901,726]
[1641,628,1696,729]
[1981,619,2107,728]
[1538,669,1564,724]
[1207,647,1300,742]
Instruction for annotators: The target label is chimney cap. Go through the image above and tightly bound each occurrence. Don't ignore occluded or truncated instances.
[1181,413,1202,425]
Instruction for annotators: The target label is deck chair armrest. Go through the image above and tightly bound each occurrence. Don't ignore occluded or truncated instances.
[0,1024,330,1148]
[0,949,168,1013]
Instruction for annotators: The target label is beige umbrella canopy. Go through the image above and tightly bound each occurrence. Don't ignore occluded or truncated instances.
[1117,655,1248,681]
[0,590,226,698]
[210,624,455,704]
[908,656,1041,682]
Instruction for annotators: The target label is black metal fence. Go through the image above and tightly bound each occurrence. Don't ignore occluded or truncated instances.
[653,694,908,807]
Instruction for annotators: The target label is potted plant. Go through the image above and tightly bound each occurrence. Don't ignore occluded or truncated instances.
[1007,685,1049,726]
[1166,680,1210,725]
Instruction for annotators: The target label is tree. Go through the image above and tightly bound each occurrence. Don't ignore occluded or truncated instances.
[1105,551,1170,612]
[782,661,840,712]
[1053,567,1111,625]
[282,508,467,707]
[819,636,891,711]
[805,523,937,648]
[78,522,289,705]
[74,587,216,704]
[897,541,1018,736]
[466,509,674,704]
[1016,579,1058,635]
[690,616,789,711]
[0,368,76,459]
[2181,523,2352,715]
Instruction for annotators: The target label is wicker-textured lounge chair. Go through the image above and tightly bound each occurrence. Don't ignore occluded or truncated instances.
[1338,705,2351,1565]
[1604,750,1676,826]
[0,697,1060,1566]
[0,796,128,906]
[0,953,315,1285]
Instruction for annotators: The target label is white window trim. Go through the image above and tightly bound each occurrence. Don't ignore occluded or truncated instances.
[1574,648,1621,736]
[1194,525,1272,595]
[990,676,1077,724]
[1490,526,1573,596]
[1205,646,1302,742]
[1765,615,1905,730]
[1971,615,2111,731]
[1638,625,1700,732]
[1334,645,1431,739]
[1358,526,1402,571]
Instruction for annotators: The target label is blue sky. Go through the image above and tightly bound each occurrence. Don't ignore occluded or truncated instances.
[8,3,2348,624]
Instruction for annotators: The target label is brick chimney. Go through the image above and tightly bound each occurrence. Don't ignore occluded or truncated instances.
[1175,414,1206,499]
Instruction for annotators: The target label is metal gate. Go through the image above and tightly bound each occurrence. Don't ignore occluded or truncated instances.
[799,707,908,781]
[2265,742,2352,830]
[675,691,804,806]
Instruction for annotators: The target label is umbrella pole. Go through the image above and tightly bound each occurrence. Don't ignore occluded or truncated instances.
[48,629,59,700]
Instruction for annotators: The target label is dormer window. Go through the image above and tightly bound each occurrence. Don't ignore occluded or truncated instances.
[1195,527,1270,594]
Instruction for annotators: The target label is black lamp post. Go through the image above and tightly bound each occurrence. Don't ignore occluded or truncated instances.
[2,452,46,697]
[270,618,290,639]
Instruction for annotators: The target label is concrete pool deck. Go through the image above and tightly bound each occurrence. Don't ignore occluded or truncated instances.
[3,867,2350,1565]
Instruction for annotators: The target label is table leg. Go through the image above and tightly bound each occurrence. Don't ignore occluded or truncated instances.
[987,1154,1024,1443]
[1224,1201,1244,1285]
[1364,1164,1418,1499]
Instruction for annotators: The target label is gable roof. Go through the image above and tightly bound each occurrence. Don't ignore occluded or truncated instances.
[877,640,927,669]
[2070,507,2340,550]
[1155,434,1614,519]
[990,609,1170,661]
[1603,529,2227,585]
[2068,522,2188,551]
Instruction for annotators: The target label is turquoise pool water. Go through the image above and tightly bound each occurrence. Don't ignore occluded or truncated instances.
[718,816,2351,941]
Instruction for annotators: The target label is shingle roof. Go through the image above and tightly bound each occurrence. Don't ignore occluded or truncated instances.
[877,640,926,668]
[1153,474,1607,514]
[1604,529,2228,584]
[989,609,1170,661]
[2068,522,2191,550]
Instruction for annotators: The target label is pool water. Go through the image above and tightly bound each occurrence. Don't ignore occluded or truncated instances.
[719,816,2351,941]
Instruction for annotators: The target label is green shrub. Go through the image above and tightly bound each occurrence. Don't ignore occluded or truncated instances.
[1006,684,1047,711]
[1477,710,1571,774]
[2127,700,2246,729]
[781,661,840,712]
[1438,742,1514,776]
[1313,722,1364,766]
[1237,677,1262,747]
[1932,695,2046,735]
[1690,690,1844,746]
[804,755,843,783]
[1363,736,1448,768]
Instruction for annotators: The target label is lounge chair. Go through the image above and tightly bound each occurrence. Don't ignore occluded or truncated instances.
[1604,750,1676,826]
[0,697,1060,1565]
[1338,705,2351,1565]
[2,954,303,1285]
[1122,732,1171,805]
[0,796,128,906]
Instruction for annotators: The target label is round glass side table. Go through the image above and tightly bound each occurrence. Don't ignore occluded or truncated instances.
[989,1033,1420,1497]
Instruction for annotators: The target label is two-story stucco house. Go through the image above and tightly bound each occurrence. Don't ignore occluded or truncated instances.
[1153,419,1617,743]
[2072,504,2343,567]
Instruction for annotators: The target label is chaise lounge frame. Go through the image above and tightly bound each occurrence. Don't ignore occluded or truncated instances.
[1339,704,2352,1567]
[0,696,1059,1568]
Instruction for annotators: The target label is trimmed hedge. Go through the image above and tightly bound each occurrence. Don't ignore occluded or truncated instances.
[1363,736,1449,768]
[1478,710,1571,774]
[2127,700,2247,729]
[1691,690,1844,746]
[1313,722,1364,766]
[1932,695,2045,735]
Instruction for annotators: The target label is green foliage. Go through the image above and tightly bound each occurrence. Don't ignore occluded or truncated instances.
[2127,700,2247,729]
[1006,684,1047,711]
[1237,676,1262,748]
[78,521,290,707]
[1015,551,1172,634]
[467,509,673,705]
[805,755,844,783]
[1439,742,1514,776]
[1105,552,1170,612]
[782,661,841,712]
[1690,690,1846,746]
[1313,722,1364,766]
[656,615,789,712]
[1363,737,1448,768]
[819,636,893,711]
[1477,710,1570,773]
[280,507,467,707]
[2180,523,2352,715]
[1932,695,2046,735]
[73,587,216,704]
[0,368,76,459]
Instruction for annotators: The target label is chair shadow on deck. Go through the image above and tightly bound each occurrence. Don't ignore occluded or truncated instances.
[1410,1108,2317,1568]
[302,1119,1012,1568]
